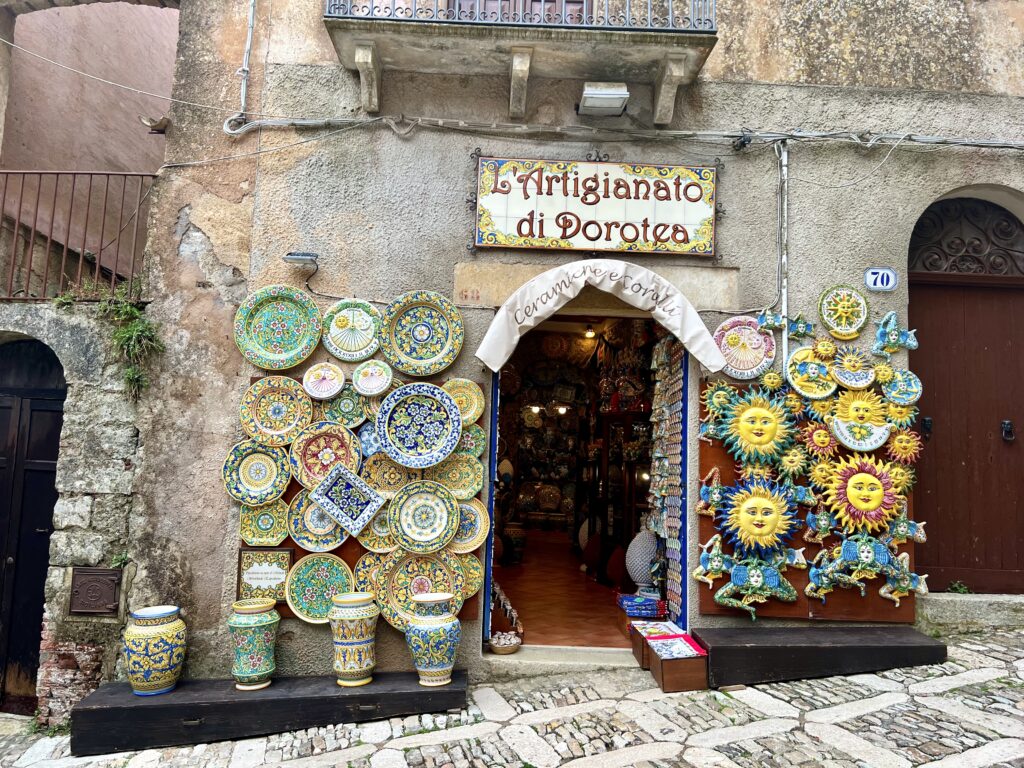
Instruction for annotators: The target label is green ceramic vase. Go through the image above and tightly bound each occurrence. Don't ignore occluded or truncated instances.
[227,598,280,691]
[123,605,187,696]
[328,592,379,687]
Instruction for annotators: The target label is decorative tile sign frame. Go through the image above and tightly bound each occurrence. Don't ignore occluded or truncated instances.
[475,157,716,255]
[237,548,293,602]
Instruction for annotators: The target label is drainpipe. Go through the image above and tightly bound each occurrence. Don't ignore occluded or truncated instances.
[777,140,789,367]
[224,0,258,134]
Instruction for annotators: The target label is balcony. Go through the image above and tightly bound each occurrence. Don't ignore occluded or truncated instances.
[324,0,716,123]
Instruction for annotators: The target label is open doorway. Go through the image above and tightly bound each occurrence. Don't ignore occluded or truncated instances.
[490,315,666,648]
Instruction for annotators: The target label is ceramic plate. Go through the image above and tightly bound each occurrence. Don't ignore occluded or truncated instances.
[364,379,403,420]
[375,548,465,631]
[239,499,288,546]
[819,285,869,340]
[832,346,876,390]
[285,553,354,624]
[318,385,367,429]
[442,378,485,425]
[322,299,381,362]
[353,551,389,594]
[387,480,460,554]
[352,359,393,397]
[302,362,345,401]
[883,368,923,406]
[356,508,399,553]
[308,463,386,537]
[455,423,487,458]
[449,497,490,554]
[360,453,422,499]
[712,316,775,380]
[423,454,484,501]
[785,346,837,400]
[239,376,313,447]
[376,383,462,468]
[289,421,361,488]
[378,291,464,376]
[288,489,348,552]
[358,422,381,458]
[223,440,291,505]
[459,553,484,598]
[233,285,322,370]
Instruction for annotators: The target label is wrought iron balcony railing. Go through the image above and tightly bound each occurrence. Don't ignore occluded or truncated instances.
[325,0,715,32]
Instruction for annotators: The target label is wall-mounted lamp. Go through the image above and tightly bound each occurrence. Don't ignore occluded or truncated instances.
[584,324,596,339]
[282,251,319,265]
[577,82,629,117]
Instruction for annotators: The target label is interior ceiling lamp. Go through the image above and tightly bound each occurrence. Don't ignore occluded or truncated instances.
[556,405,568,415]
[584,324,596,339]
[577,82,629,117]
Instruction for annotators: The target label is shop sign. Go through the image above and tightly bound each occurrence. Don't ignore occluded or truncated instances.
[475,157,716,255]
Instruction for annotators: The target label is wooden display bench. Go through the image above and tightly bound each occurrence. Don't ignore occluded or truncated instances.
[70,671,467,757]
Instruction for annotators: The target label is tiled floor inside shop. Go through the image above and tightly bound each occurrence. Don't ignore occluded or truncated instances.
[494,529,631,648]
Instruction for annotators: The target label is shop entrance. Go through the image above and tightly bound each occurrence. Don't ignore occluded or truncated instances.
[490,316,663,648]
[0,339,65,714]
[909,196,1024,593]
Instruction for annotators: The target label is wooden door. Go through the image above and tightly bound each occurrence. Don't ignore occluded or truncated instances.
[909,198,1024,594]
[0,341,65,713]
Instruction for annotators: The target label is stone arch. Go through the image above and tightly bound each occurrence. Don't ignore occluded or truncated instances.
[0,0,178,15]
[0,305,104,384]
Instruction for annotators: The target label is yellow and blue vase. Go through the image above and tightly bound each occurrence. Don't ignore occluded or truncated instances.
[404,592,461,687]
[328,592,379,687]
[227,598,280,691]
[123,605,187,696]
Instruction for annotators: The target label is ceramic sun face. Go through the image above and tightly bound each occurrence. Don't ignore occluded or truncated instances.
[832,346,876,390]
[807,397,835,421]
[738,461,777,483]
[818,285,869,341]
[830,390,892,451]
[808,460,835,490]
[778,446,809,479]
[702,381,738,417]
[887,463,916,494]
[759,370,784,392]
[723,389,793,464]
[825,453,901,533]
[886,403,918,430]
[784,392,806,418]
[802,422,838,458]
[886,429,924,465]
[721,480,797,557]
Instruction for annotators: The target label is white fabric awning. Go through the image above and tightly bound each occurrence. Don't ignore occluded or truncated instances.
[474,258,727,372]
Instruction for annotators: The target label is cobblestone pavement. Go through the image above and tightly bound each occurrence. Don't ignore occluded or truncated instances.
[3,631,1023,768]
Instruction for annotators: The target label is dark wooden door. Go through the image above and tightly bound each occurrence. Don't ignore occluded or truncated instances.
[908,194,1024,593]
[0,340,65,714]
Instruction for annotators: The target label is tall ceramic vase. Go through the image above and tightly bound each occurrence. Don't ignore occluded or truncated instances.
[404,592,461,687]
[328,592,379,687]
[123,605,187,696]
[227,598,280,691]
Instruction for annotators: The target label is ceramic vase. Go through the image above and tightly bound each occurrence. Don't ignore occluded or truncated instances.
[227,598,280,691]
[404,592,461,687]
[505,523,526,565]
[328,592,380,687]
[625,529,658,588]
[123,605,187,696]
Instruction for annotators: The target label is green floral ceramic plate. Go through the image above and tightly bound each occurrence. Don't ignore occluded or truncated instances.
[442,378,485,425]
[459,553,484,598]
[356,508,399,553]
[449,497,490,554]
[378,291,464,377]
[288,489,348,552]
[317,385,367,429]
[375,548,465,631]
[239,499,288,546]
[353,550,389,594]
[423,454,483,501]
[454,423,487,458]
[223,439,291,506]
[233,285,322,370]
[239,376,313,447]
[322,299,381,362]
[387,480,460,554]
[285,553,354,624]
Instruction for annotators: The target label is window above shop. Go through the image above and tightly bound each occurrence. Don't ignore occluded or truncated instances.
[323,0,717,123]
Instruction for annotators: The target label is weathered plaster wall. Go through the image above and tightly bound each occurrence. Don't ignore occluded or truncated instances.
[121,0,1024,689]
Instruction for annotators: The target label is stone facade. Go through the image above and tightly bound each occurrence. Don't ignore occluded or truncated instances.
[2,0,1024,725]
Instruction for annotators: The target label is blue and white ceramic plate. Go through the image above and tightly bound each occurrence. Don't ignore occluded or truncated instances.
[223,440,291,506]
[288,489,348,552]
[376,383,462,468]
[387,480,460,554]
[358,422,381,458]
[309,463,386,538]
[882,368,923,406]
[378,291,464,377]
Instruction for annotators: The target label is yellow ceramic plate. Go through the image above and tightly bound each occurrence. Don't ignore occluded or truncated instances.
[449,497,490,554]
[423,454,484,501]
[459,553,484,598]
[442,378,485,425]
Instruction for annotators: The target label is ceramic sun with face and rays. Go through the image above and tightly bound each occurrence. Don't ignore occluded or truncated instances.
[722,389,794,466]
[824,453,902,534]
[719,479,798,559]
[829,389,893,451]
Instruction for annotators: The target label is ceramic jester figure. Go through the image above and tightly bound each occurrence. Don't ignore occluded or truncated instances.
[803,503,836,544]
[871,311,919,360]
[692,534,733,587]
[879,552,929,607]
[695,467,726,518]
[882,501,928,546]
[713,553,802,620]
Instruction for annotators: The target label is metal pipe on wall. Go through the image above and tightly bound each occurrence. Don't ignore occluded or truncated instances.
[223,0,258,134]
[777,140,789,367]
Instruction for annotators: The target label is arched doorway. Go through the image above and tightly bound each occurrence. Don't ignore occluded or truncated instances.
[908,196,1024,594]
[0,338,65,713]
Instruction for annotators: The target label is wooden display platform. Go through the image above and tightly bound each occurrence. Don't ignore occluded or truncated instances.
[70,671,468,757]
[692,627,945,688]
